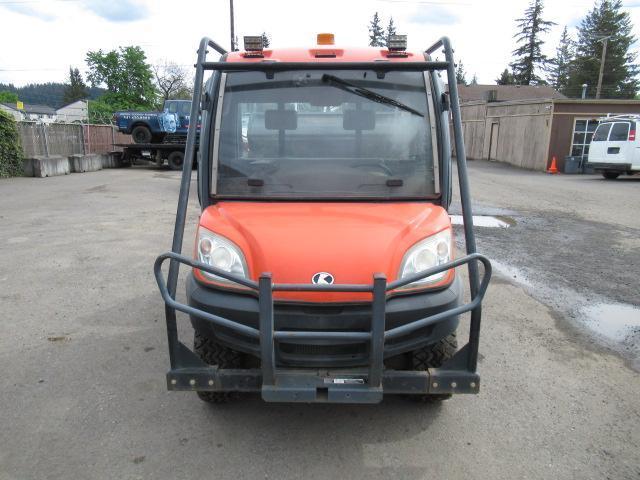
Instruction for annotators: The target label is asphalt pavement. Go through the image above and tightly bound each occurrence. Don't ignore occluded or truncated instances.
[1,162,638,480]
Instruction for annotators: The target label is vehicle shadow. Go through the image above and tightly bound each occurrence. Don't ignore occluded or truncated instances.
[190,393,448,478]
[581,175,640,182]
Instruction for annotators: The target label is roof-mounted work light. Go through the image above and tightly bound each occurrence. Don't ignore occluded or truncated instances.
[387,34,407,52]
[243,36,264,56]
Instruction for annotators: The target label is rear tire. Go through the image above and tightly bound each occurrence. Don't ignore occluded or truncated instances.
[409,332,458,403]
[194,330,244,404]
[167,151,185,171]
[131,125,152,144]
[602,171,620,179]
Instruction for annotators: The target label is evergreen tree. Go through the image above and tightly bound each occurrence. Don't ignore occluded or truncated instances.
[509,0,555,85]
[547,26,574,94]
[470,74,479,86]
[385,17,396,46]
[368,12,385,47]
[63,67,88,105]
[0,82,104,108]
[567,0,638,99]
[496,68,516,85]
[455,61,467,85]
[261,32,271,48]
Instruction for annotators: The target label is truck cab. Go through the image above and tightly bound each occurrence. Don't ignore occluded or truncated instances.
[163,99,192,136]
[154,35,491,405]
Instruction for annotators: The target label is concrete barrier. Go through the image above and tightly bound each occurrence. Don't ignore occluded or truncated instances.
[23,155,70,177]
[101,153,120,168]
[69,154,103,173]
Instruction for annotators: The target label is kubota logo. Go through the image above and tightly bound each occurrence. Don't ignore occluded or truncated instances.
[312,272,334,285]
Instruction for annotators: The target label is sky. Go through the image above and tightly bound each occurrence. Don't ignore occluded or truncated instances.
[0,0,639,87]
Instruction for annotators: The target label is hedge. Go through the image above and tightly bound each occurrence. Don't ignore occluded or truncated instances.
[0,110,23,177]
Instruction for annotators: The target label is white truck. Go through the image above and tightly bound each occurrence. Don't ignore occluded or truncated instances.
[587,114,640,179]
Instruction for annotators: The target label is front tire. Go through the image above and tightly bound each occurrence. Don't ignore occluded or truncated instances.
[409,332,458,402]
[131,125,152,144]
[602,171,620,180]
[194,330,244,404]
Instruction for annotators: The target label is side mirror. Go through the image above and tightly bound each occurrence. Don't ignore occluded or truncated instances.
[265,110,297,130]
[343,110,375,130]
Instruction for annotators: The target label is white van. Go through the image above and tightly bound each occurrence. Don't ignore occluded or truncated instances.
[587,115,640,179]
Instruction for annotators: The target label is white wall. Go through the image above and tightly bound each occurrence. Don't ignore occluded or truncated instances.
[56,100,88,123]
[24,112,57,123]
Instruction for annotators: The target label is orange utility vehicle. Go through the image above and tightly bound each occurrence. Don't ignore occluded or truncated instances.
[154,34,491,404]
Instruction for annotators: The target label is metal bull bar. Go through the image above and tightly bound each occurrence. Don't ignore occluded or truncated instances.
[155,36,491,403]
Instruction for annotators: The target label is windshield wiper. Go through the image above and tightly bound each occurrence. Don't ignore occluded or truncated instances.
[321,74,424,117]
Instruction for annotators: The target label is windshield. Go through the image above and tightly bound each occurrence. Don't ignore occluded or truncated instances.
[213,70,437,199]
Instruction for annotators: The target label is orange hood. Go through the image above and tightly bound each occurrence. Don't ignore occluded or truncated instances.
[195,202,452,302]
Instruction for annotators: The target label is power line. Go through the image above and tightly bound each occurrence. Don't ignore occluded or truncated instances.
[0,0,79,4]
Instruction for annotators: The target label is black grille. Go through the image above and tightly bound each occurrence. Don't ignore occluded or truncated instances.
[279,343,366,356]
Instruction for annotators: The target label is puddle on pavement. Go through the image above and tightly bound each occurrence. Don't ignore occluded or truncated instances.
[581,303,640,342]
[450,215,515,228]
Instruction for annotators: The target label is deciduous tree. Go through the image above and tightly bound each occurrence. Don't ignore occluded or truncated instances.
[0,91,19,104]
[154,62,191,101]
[86,46,156,109]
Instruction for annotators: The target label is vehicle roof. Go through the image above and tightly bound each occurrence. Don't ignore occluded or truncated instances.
[225,46,425,63]
[598,114,640,122]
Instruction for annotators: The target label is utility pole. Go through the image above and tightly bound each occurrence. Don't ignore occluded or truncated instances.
[229,0,236,52]
[596,36,610,99]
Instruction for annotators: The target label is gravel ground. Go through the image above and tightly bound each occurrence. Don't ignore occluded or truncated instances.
[0,163,638,480]
[452,161,640,369]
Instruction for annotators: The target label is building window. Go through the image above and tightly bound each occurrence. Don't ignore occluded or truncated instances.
[571,118,599,158]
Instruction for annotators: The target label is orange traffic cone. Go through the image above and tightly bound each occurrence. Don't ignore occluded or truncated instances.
[547,156,558,174]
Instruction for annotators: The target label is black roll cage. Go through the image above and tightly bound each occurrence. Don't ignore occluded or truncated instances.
[153,37,491,403]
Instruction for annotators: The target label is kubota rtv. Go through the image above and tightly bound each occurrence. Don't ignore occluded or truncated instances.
[154,33,491,404]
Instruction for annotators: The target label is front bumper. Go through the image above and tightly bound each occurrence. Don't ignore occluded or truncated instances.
[187,273,462,367]
[154,252,491,403]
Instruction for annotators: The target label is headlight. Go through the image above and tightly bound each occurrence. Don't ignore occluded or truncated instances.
[197,227,248,283]
[399,228,452,288]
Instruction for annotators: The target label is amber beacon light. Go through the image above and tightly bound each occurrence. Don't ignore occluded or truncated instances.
[316,33,335,45]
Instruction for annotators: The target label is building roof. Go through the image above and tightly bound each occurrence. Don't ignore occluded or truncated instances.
[21,103,57,115]
[2,102,56,115]
[456,84,566,103]
[57,99,87,110]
